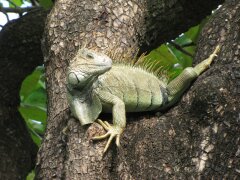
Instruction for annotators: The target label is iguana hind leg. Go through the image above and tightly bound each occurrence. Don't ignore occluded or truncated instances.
[166,45,220,107]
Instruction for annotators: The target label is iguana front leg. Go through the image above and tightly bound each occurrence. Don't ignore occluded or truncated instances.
[92,91,126,153]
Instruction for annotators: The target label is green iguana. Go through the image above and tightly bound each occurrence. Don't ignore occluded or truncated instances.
[67,45,220,153]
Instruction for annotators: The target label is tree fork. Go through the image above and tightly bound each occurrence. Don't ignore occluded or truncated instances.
[35,0,240,179]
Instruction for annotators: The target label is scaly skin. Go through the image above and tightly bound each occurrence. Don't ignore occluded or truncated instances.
[67,45,220,154]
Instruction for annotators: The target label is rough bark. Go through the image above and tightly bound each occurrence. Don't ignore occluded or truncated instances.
[0,9,47,179]
[35,0,240,179]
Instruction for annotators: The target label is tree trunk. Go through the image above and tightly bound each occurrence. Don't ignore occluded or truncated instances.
[36,0,240,179]
[0,9,47,179]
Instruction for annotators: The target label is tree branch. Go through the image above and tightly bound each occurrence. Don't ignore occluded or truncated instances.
[169,41,194,58]
[0,6,38,14]
[1,11,10,21]
[30,0,39,6]
[0,8,48,179]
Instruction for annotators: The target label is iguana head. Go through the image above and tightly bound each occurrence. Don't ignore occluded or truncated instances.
[67,48,112,88]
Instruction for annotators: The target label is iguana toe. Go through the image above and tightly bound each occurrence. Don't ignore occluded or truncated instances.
[92,119,123,153]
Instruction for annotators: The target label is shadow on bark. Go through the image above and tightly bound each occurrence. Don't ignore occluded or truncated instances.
[0,8,48,179]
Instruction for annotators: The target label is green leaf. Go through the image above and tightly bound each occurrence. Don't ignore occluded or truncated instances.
[139,44,181,81]
[9,0,23,7]
[20,66,44,101]
[19,66,46,146]
[184,25,200,43]
[19,106,47,127]
[22,88,47,110]
[29,128,42,146]
[19,105,45,146]
[174,34,192,47]
[29,119,45,134]
[26,170,35,180]
[38,0,53,9]
[167,43,194,68]
[145,44,178,68]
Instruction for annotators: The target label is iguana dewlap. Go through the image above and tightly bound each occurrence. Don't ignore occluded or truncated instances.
[67,46,220,153]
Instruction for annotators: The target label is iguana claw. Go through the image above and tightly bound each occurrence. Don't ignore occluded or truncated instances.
[92,119,123,153]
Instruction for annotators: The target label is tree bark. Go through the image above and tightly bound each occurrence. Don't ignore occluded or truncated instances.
[0,8,47,179]
[35,0,240,179]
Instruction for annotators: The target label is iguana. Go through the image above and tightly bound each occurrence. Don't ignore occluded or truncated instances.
[67,45,220,153]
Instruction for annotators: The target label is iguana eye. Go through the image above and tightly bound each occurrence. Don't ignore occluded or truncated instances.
[86,53,94,59]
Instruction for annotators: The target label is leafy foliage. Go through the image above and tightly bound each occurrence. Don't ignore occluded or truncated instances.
[9,0,23,7]
[26,170,35,180]
[139,24,202,82]
[6,0,53,9]
[19,66,46,146]
[38,0,53,9]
